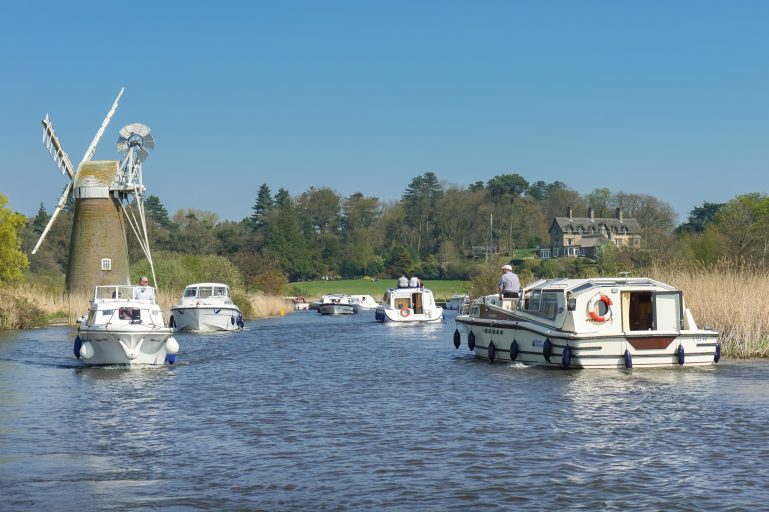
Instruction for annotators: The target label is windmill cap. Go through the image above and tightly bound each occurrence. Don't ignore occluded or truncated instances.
[502,264,512,271]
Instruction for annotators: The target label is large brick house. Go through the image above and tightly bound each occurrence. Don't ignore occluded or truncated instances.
[538,207,642,259]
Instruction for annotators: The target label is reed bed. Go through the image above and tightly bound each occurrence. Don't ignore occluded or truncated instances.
[648,263,769,358]
[0,283,293,330]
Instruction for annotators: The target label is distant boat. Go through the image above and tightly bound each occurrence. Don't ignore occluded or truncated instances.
[350,294,380,310]
[375,286,443,323]
[445,293,469,310]
[74,285,179,366]
[317,294,357,315]
[292,296,311,311]
[170,283,244,332]
[454,277,721,369]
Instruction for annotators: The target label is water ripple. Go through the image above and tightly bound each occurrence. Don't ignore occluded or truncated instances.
[2,320,769,510]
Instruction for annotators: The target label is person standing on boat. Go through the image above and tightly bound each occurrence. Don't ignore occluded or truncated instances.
[134,276,156,300]
[409,276,422,288]
[499,264,520,298]
[397,275,409,288]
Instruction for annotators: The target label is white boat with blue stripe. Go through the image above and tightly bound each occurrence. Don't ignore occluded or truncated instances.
[170,283,244,332]
[454,277,721,369]
[75,285,179,366]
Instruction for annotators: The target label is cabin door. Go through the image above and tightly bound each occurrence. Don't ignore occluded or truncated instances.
[653,291,682,332]
[413,293,423,314]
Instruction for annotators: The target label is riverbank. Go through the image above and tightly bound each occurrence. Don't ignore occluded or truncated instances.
[0,283,290,330]
[3,268,768,358]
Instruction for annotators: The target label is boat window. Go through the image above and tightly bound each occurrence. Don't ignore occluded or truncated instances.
[213,287,228,297]
[198,287,213,298]
[521,291,560,320]
[184,288,197,298]
[522,290,542,313]
[394,298,411,310]
[571,282,595,294]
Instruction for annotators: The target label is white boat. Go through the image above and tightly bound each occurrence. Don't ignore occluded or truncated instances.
[74,285,179,366]
[170,283,244,332]
[445,293,469,310]
[453,277,721,369]
[317,294,357,315]
[375,286,443,323]
[350,294,380,310]
[292,296,311,311]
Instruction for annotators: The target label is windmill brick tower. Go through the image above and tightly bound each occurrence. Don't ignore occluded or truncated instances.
[32,88,158,295]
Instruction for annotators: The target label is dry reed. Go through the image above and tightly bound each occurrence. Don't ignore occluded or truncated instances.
[648,262,769,358]
[0,283,293,330]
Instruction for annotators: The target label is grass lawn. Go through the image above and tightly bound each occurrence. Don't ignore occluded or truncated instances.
[289,279,470,301]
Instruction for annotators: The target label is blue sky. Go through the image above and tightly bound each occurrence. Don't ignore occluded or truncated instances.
[2,1,767,224]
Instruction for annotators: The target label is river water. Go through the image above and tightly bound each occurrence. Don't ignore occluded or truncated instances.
[2,310,768,511]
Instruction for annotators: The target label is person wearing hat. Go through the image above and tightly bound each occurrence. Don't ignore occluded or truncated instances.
[134,275,156,300]
[499,264,520,299]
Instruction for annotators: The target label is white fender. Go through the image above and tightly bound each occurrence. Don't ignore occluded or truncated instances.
[165,336,179,355]
[79,341,94,359]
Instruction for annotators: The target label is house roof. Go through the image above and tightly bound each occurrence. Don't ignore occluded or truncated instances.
[577,234,612,247]
[550,216,642,234]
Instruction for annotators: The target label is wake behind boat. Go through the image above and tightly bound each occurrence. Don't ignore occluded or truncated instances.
[170,283,244,332]
[75,285,179,366]
[453,277,721,368]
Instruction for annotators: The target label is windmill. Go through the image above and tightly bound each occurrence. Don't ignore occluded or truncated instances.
[32,88,159,295]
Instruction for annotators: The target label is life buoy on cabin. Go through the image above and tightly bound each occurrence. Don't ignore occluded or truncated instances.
[400,308,411,318]
[487,341,496,363]
[587,293,613,322]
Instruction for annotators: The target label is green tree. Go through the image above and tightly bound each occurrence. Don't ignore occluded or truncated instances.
[677,202,725,234]
[263,192,320,280]
[402,171,444,256]
[0,194,30,283]
[713,193,769,269]
[172,209,221,255]
[144,195,172,229]
[250,183,274,231]
[585,188,613,217]
[486,173,529,255]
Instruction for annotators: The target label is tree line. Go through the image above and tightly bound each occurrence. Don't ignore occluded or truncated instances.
[3,171,769,293]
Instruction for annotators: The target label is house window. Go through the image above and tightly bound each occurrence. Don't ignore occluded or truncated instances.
[101,258,112,271]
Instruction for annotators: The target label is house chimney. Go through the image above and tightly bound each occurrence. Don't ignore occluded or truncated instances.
[616,207,623,221]
[588,207,594,221]
[567,207,573,220]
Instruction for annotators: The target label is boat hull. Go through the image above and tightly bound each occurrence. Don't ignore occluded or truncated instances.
[318,304,357,315]
[77,327,175,366]
[170,306,243,332]
[455,317,720,368]
[377,306,443,323]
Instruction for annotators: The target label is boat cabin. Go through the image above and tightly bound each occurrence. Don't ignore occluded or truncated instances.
[510,278,689,334]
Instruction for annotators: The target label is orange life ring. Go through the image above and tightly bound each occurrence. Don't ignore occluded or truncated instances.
[400,308,411,317]
[587,293,613,322]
